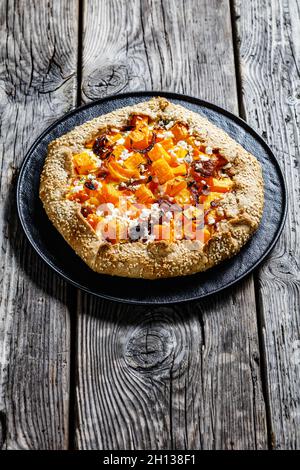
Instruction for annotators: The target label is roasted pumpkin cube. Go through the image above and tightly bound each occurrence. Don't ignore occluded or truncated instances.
[124,152,146,170]
[130,115,149,129]
[108,133,123,144]
[152,158,174,184]
[175,147,189,160]
[105,184,121,204]
[172,163,187,176]
[166,179,187,196]
[171,122,188,141]
[174,188,191,205]
[148,143,171,163]
[210,177,233,193]
[98,183,121,205]
[73,152,98,174]
[159,138,174,150]
[112,145,127,159]
[135,185,155,204]
[86,213,100,230]
[127,126,151,150]
[108,160,140,182]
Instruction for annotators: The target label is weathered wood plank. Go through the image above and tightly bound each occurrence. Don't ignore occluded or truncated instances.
[234,0,300,449]
[75,0,268,450]
[0,0,78,449]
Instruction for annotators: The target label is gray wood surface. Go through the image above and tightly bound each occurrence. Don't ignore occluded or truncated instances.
[234,0,300,449]
[0,0,77,449]
[0,0,298,451]
[74,0,267,450]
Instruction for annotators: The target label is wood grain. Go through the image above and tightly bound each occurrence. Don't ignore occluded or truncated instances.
[75,0,268,449]
[0,0,78,449]
[234,0,300,449]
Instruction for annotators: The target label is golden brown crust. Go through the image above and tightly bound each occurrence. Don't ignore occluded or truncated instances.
[39,97,264,279]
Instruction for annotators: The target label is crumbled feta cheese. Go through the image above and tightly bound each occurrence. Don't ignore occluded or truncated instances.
[184,154,193,164]
[194,140,201,146]
[177,140,189,149]
[140,208,151,219]
[85,149,96,157]
[207,216,216,225]
[205,146,213,154]
[87,174,96,180]
[71,185,84,193]
[163,130,174,138]
[146,234,156,242]
[199,155,210,161]
[151,203,159,211]
[119,149,130,160]
[165,120,174,129]
[168,148,177,157]
[116,137,125,145]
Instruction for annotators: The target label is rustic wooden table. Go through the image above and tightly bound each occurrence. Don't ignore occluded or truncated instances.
[0,0,299,450]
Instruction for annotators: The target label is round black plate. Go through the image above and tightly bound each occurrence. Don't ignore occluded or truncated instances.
[17,91,287,304]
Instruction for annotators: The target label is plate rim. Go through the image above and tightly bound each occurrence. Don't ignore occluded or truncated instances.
[16,90,288,305]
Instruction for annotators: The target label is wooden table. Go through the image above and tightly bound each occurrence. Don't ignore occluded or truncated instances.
[0,0,299,450]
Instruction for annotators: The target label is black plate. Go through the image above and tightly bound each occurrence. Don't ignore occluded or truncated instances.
[17,91,287,304]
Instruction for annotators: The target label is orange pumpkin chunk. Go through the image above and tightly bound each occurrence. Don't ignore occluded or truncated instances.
[124,153,146,170]
[210,177,233,193]
[98,184,121,205]
[171,122,188,141]
[135,185,155,204]
[166,179,187,196]
[203,228,211,243]
[152,158,174,184]
[159,138,174,150]
[73,152,97,174]
[128,126,151,150]
[174,188,191,205]
[148,143,171,163]
[172,163,187,176]
[108,160,139,182]
[130,115,149,128]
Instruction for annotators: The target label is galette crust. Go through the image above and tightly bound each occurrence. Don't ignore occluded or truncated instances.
[39,97,264,279]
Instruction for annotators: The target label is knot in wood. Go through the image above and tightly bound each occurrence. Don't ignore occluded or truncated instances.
[83,64,129,99]
[124,320,175,372]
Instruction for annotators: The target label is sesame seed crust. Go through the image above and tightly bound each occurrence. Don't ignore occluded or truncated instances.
[39,97,264,279]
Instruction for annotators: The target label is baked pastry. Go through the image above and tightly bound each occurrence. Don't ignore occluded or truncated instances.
[40,97,264,278]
